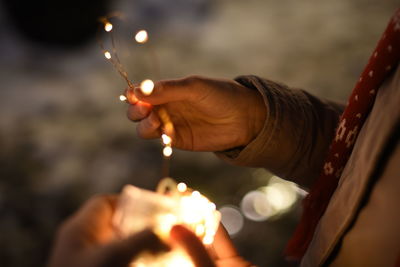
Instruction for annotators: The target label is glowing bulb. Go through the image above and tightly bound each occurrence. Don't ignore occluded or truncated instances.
[177,182,187,193]
[163,146,173,157]
[192,191,201,197]
[162,134,172,145]
[208,202,216,211]
[195,224,205,236]
[104,51,111,59]
[157,213,177,238]
[104,22,113,32]
[203,235,214,245]
[135,30,148,43]
[166,253,194,267]
[140,79,154,95]
[119,95,127,101]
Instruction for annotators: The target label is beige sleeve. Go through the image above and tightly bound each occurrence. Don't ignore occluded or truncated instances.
[215,75,345,188]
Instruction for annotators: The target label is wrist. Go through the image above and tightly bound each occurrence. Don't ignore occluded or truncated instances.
[240,86,267,147]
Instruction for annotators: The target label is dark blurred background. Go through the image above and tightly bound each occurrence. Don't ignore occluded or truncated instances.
[0,1,398,266]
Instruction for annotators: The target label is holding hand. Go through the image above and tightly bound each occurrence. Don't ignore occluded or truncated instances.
[48,195,254,267]
[47,196,169,267]
[126,76,266,151]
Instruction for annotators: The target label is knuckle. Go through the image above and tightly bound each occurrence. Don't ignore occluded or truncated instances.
[136,123,149,139]
[127,106,144,122]
[183,75,203,85]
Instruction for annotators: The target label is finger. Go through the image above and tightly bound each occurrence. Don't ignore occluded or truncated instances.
[95,229,170,267]
[60,195,118,245]
[136,111,162,139]
[212,224,239,260]
[170,225,216,267]
[125,87,139,104]
[134,76,202,105]
[127,101,153,122]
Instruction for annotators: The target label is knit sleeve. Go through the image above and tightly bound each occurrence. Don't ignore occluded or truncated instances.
[215,75,345,188]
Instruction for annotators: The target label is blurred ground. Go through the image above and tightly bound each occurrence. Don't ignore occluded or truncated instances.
[0,1,398,266]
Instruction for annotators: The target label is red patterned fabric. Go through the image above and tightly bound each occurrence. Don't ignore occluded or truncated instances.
[286,9,400,261]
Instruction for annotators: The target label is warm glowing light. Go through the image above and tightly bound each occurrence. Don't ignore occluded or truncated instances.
[208,202,216,211]
[156,213,177,238]
[140,79,154,95]
[195,224,205,236]
[119,95,127,101]
[163,146,173,157]
[164,122,174,136]
[135,30,148,43]
[202,235,214,245]
[177,182,187,193]
[104,51,112,59]
[114,181,220,267]
[166,253,194,267]
[104,22,113,32]
[192,191,201,197]
[162,134,172,145]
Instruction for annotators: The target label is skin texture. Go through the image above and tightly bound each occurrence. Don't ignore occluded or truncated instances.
[48,195,253,267]
[47,195,169,267]
[126,75,267,151]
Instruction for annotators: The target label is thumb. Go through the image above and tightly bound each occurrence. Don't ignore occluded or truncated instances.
[134,76,202,105]
[94,229,169,267]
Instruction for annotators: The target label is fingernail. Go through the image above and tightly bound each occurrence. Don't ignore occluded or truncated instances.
[134,86,143,97]
[127,88,138,104]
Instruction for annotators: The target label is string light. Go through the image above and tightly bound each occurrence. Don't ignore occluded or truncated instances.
[161,134,172,145]
[140,79,155,95]
[177,182,187,193]
[135,30,149,44]
[104,51,112,59]
[104,22,113,32]
[114,180,221,267]
[163,146,173,157]
[119,94,127,101]
[100,16,212,267]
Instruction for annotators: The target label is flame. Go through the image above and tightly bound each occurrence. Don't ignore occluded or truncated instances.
[140,79,154,96]
[104,22,113,32]
[119,95,127,101]
[135,30,148,44]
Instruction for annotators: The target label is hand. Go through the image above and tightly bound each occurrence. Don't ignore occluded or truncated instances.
[47,195,169,267]
[126,76,266,151]
[170,224,254,267]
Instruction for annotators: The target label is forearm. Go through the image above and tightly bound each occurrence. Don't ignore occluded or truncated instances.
[216,75,344,189]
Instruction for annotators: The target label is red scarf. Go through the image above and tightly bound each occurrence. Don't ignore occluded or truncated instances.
[285,8,400,261]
